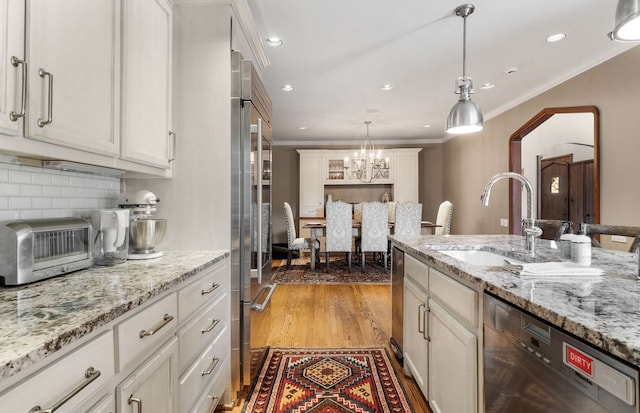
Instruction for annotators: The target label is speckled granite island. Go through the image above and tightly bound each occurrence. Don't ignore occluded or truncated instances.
[391,234,640,366]
[0,250,230,411]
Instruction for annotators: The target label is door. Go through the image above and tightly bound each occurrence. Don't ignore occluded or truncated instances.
[0,0,25,137]
[117,338,178,413]
[403,277,428,395]
[26,0,120,156]
[428,299,477,413]
[538,154,571,239]
[121,0,173,168]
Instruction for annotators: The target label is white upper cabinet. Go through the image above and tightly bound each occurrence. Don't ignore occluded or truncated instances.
[0,0,25,137]
[26,0,120,156]
[121,0,173,169]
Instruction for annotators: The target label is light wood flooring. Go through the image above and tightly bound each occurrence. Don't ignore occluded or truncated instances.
[231,261,432,412]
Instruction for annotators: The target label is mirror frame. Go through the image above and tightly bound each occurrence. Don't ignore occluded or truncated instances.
[508,106,600,235]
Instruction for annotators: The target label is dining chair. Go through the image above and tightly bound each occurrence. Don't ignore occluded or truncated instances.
[325,200,353,270]
[361,201,389,270]
[283,202,318,269]
[394,202,423,236]
[434,201,453,235]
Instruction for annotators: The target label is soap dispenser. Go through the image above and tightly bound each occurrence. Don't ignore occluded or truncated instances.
[571,225,592,266]
[559,222,575,260]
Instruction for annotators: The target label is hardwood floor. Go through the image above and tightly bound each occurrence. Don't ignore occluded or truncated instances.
[231,261,432,412]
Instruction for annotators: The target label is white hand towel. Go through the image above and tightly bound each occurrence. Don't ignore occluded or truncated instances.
[503,260,604,278]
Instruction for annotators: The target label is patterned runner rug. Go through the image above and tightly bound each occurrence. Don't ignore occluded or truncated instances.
[272,256,390,284]
[242,348,413,413]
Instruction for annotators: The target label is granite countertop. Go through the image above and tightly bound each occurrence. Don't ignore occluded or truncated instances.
[0,250,228,383]
[389,234,640,368]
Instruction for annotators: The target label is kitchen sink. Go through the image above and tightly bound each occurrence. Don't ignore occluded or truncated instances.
[437,250,523,267]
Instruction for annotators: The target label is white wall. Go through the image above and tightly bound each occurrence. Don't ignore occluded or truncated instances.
[0,155,120,221]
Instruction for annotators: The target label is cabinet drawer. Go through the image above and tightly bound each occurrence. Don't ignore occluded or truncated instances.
[190,359,229,413]
[179,326,229,413]
[179,262,228,324]
[115,292,178,370]
[405,253,428,290]
[0,331,115,413]
[86,392,115,413]
[178,290,229,373]
[429,267,478,328]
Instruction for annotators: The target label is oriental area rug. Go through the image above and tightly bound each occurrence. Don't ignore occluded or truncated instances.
[272,256,390,284]
[242,348,414,413]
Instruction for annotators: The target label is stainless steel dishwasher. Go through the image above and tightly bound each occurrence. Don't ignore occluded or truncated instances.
[390,246,404,363]
[484,293,639,413]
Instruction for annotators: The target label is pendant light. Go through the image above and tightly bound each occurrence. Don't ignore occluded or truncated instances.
[344,121,389,183]
[446,4,483,134]
[609,0,640,41]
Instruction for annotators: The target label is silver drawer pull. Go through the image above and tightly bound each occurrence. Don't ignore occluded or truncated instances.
[201,357,220,376]
[168,130,176,162]
[28,367,101,413]
[139,314,174,338]
[128,395,142,413]
[9,56,27,121]
[37,68,53,127]
[201,283,220,295]
[201,319,220,334]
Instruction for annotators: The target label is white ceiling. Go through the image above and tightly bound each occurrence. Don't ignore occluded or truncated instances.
[247,0,635,146]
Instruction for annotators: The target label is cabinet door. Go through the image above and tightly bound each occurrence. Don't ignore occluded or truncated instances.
[428,299,478,413]
[0,0,24,137]
[86,393,115,413]
[117,337,178,413]
[403,277,428,395]
[393,150,419,202]
[121,0,173,168]
[299,153,324,217]
[26,0,120,156]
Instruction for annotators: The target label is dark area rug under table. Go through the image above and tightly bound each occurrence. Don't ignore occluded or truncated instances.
[272,256,390,284]
[242,347,414,413]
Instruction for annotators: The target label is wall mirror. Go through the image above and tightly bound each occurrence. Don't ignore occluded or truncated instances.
[508,106,600,236]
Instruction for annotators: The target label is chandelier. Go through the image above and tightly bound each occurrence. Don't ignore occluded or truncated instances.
[344,121,389,183]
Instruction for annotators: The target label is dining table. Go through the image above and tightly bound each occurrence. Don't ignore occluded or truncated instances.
[303,221,441,270]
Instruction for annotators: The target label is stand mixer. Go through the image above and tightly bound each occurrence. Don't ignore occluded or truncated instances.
[118,190,167,259]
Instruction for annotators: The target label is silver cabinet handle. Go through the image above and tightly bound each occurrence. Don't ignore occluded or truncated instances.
[201,357,220,376]
[250,283,276,312]
[37,68,53,127]
[28,367,101,413]
[422,305,429,340]
[139,313,174,338]
[168,130,176,162]
[201,283,219,295]
[201,318,220,334]
[128,395,142,413]
[9,56,27,121]
[418,302,425,334]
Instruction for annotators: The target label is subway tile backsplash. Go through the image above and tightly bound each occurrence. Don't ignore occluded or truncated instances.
[0,156,121,221]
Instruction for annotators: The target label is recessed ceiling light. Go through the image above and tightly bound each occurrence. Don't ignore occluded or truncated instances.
[281,84,294,92]
[265,37,283,47]
[380,84,394,91]
[297,126,308,130]
[545,33,566,43]
[423,124,431,128]
[481,82,495,89]
[505,67,518,75]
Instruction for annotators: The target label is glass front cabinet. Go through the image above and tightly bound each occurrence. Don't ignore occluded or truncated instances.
[324,151,392,184]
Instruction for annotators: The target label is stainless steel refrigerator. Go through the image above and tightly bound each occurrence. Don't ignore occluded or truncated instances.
[230,50,274,398]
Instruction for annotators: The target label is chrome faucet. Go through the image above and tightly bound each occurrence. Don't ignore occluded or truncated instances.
[481,172,543,255]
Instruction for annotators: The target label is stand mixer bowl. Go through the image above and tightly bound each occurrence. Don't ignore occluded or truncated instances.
[129,219,167,253]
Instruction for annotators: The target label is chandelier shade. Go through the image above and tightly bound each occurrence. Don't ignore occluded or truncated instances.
[609,0,640,41]
[445,4,483,135]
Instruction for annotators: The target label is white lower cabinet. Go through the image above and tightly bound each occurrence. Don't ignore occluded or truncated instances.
[400,251,480,413]
[403,277,428,395]
[428,299,478,413]
[86,393,116,413]
[117,337,179,413]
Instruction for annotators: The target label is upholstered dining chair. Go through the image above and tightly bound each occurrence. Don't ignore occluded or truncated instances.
[325,200,353,270]
[283,202,318,269]
[394,202,423,236]
[361,201,389,270]
[434,201,453,235]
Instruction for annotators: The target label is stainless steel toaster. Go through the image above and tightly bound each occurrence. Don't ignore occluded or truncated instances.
[0,218,93,286]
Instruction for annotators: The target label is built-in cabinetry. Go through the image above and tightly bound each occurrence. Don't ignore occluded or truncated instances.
[0,258,231,413]
[0,0,174,176]
[402,252,480,413]
[298,148,421,217]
